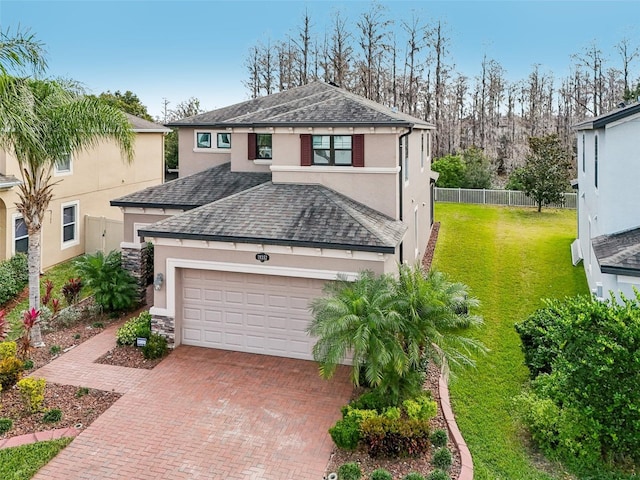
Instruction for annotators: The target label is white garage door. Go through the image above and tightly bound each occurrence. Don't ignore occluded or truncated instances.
[180,269,327,360]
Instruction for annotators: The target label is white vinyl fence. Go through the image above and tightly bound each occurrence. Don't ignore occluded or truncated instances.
[85,215,123,254]
[435,187,576,209]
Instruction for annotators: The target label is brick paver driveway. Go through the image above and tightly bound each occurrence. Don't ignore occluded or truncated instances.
[34,345,352,479]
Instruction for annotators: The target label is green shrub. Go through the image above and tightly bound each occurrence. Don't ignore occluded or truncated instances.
[75,386,90,398]
[432,447,452,470]
[382,406,401,420]
[17,377,46,412]
[370,468,392,480]
[142,334,168,360]
[337,462,362,480]
[116,311,151,346]
[75,250,137,312]
[403,473,425,480]
[22,359,34,370]
[49,345,61,356]
[360,416,431,458]
[54,306,82,328]
[0,355,24,388]
[403,394,437,421]
[8,253,28,286]
[0,418,13,434]
[426,471,450,480]
[515,293,640,468]
[0,341,17,360]
[42,408,63,423]
[349,390,392,412]
[430,428,448,448]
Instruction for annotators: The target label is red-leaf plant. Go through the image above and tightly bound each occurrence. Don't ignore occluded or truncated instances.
[18,307,40,359]
[51,298,61,316]
[42,279,55,307]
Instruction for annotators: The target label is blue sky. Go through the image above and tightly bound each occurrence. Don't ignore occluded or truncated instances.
[1,1,639,120]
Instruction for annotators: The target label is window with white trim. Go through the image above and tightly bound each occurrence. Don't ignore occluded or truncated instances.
[196,132,211,149]
[420,133,425,169]
[14,215,28,254]
[312,135,352,165]
[594,135,598,189]
[403,135,410,182]
[61,201,79,247]
[54,153,72,175]
[414,206,419,258]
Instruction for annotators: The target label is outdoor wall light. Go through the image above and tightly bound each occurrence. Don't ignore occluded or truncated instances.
[154,273,164,291]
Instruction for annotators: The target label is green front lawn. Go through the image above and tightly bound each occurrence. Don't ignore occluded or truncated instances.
[0,438,72,480]
[432,203,588,480]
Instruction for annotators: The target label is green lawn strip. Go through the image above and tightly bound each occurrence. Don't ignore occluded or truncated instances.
[0,437,72,480]
[6,258,85,340]
[432,203,588,480]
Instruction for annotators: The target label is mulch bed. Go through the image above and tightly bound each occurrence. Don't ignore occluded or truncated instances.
[325,361,461,479]
[422,221,441,271]
[95,345,167,370]
[1,301,160,442]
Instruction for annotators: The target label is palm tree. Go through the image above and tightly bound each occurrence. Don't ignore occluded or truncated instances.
[0,78,134,345]
[308,271,408,389]
[394,264,486,374]
[0,27,47,75]
[308,265,485,405]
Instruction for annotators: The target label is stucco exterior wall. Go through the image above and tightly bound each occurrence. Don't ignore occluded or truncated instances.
[0,131,165,269]
[178,128,231,177]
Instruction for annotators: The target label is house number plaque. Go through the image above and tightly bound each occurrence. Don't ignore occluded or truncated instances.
[256,253,270,263]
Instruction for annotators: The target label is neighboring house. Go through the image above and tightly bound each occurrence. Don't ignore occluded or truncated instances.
[573,101,640,299]
[111,82,436,360]
[0,114,169,269]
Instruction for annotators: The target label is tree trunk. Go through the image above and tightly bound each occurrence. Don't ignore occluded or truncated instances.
[28,230,44,347]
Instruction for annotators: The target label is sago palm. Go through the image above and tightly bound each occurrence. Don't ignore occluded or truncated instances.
[308,271,408,389]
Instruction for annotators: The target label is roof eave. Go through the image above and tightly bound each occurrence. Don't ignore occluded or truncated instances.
[138,230,397,254]
[600,265,640,277]
[166,121,419,129]
[110,200,195,210]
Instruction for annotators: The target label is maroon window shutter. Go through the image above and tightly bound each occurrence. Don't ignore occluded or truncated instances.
[353,134,365,167]
[300,134,312,166]
[248,133,256,160]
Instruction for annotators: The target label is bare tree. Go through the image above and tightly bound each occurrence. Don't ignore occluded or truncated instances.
[616,37,639,97]
[329,9,353,88]
[356,1,392,100]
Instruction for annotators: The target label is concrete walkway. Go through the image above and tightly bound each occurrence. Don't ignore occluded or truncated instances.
[24,323,351,479]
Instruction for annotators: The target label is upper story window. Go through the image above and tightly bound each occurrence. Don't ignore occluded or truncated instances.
[196,132,211,148]
[217,133,231,149]
[594,135,599,189]
[256,134,272,159]
[420,133,425,169]
[195,132,231,150]
[14,215,28,254]
[403,135,409,181]
[312,135,352,166]
[54,153,72,175]
[581,134,585,173]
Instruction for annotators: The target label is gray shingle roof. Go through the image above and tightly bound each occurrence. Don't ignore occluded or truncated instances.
[110,163,271,210]
[125,113,171,133]
[592,227,640,276]
[167,82,433,129]
[573,101,640,130]
[139,182,407,253]
[0,173,21,189]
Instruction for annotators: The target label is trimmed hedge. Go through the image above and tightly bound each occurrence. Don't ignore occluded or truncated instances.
[0,253,28,305]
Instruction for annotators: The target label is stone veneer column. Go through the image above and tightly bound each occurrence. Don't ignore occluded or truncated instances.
[151,313,175,348]
[120,243,149,306]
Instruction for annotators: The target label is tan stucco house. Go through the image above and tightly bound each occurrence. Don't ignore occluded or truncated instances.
[0,114,169,269]
[111,82,436,360]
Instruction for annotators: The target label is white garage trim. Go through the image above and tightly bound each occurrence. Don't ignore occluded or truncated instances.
[151,258,358,318]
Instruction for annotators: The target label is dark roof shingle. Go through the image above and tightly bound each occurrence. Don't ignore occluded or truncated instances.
[0,173,21,189]
[167,82,432,129]
[139,182,407,253]
[125,113,171,133]
[110,162,271,210]
[592,227,640,276]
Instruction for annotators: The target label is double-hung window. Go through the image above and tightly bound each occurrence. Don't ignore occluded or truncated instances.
[256,134,272,159]
[62,201,79,247]
[594,135,599,189]
[14,216,28,253]
[312,135,352,166]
